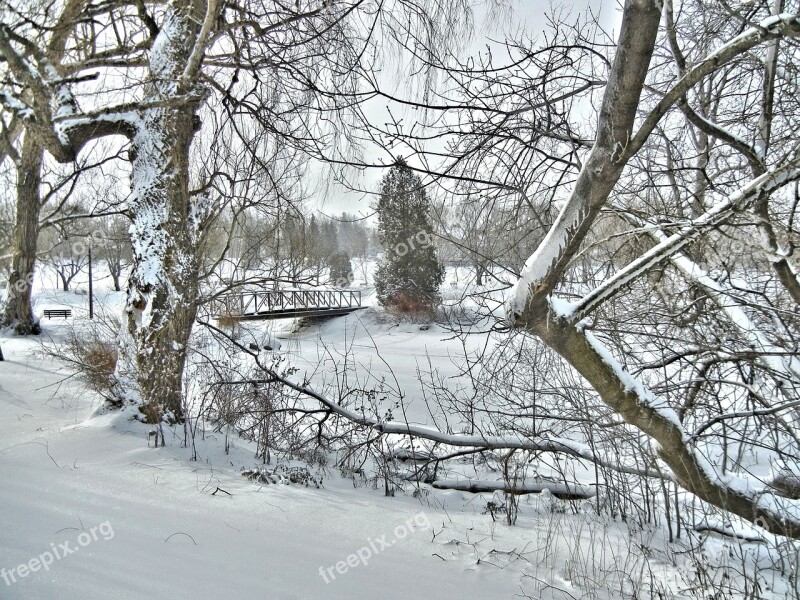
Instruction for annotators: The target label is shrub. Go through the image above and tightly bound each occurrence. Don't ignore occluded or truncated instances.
[38,315,120,403]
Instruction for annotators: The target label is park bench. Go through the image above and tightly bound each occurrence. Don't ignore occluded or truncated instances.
[43,308,72,319]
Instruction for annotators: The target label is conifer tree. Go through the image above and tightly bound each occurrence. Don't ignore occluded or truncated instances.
[327,251,353,287]
[374,159,444,314]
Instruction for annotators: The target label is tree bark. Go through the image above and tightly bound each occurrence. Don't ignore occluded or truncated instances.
[474,263,484,286]
[124,105,202,421]
[2,134,43,335]
[508,0,663,318]
[119,2,209,421]
[508,0,800,537]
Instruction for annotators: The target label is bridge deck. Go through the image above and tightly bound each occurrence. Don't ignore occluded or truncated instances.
[211,289,364,321]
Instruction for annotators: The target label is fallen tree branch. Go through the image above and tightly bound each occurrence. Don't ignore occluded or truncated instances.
[431,478,595,500]
[196,318,667,481]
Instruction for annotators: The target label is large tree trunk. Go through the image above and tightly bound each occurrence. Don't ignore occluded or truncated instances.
[125,106,201,421]
[119,3,209,421]
[2,134,43,335]
[2,0,85,335]
[0,0,214,418]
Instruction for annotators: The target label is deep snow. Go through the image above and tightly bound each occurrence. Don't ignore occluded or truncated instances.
[0,274,780,599]
[1,329,539,599]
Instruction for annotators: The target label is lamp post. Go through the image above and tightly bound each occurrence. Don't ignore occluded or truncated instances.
[88,244,94,319]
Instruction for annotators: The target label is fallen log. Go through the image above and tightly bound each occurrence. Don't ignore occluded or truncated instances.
[431,478,595,500]
[389,447,438,462]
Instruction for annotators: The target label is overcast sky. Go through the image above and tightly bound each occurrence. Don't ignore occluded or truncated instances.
[311,0,620,221]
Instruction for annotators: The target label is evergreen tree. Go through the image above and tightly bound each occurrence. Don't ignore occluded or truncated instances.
[374,158,444,314]
[320,221,339,260]
[327,251,353,287]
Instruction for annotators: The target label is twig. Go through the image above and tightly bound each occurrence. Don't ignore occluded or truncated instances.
[163,532,197,545]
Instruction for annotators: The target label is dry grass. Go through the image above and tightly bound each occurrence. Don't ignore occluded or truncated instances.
[216,314,241,328]
[384,291,437,321]
[38,314,120,403]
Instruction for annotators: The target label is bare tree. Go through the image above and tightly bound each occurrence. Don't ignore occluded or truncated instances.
[0,0,86,334]
[42,238,88,293]
[436,197,551,286]
[249,0,800,539]
[98,215,132,293]
[429,1,800,536]
[1,0,471,419]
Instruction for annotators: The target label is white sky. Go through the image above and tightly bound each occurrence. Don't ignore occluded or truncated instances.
[311,0,621,221]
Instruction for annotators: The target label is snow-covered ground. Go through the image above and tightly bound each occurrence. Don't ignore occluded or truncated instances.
[2,328,527,599]
[0,273,788,599]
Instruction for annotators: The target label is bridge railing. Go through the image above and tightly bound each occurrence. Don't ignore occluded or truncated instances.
[211,289,362,318]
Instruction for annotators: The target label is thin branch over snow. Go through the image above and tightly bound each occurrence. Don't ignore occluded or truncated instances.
[267,362,665,479]
[663,245,800,385]
[506,10,800,325]
[195,319,664,479]
[568,150,800,320]
[532,299,800,538]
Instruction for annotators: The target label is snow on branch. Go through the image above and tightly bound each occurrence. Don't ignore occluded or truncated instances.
[504,0,664,324]
[627,12,800,160]
[195,319,662,479]
[505,188,583,318]
[0,88,34,120]
[661,242,800,385]
[275,364,661,479]
[531,305,800,538]
[0,24,50,95]
[568,151,800,320]
[0,20,80,119]
[507,12,800,327]
[431,478,595,500]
